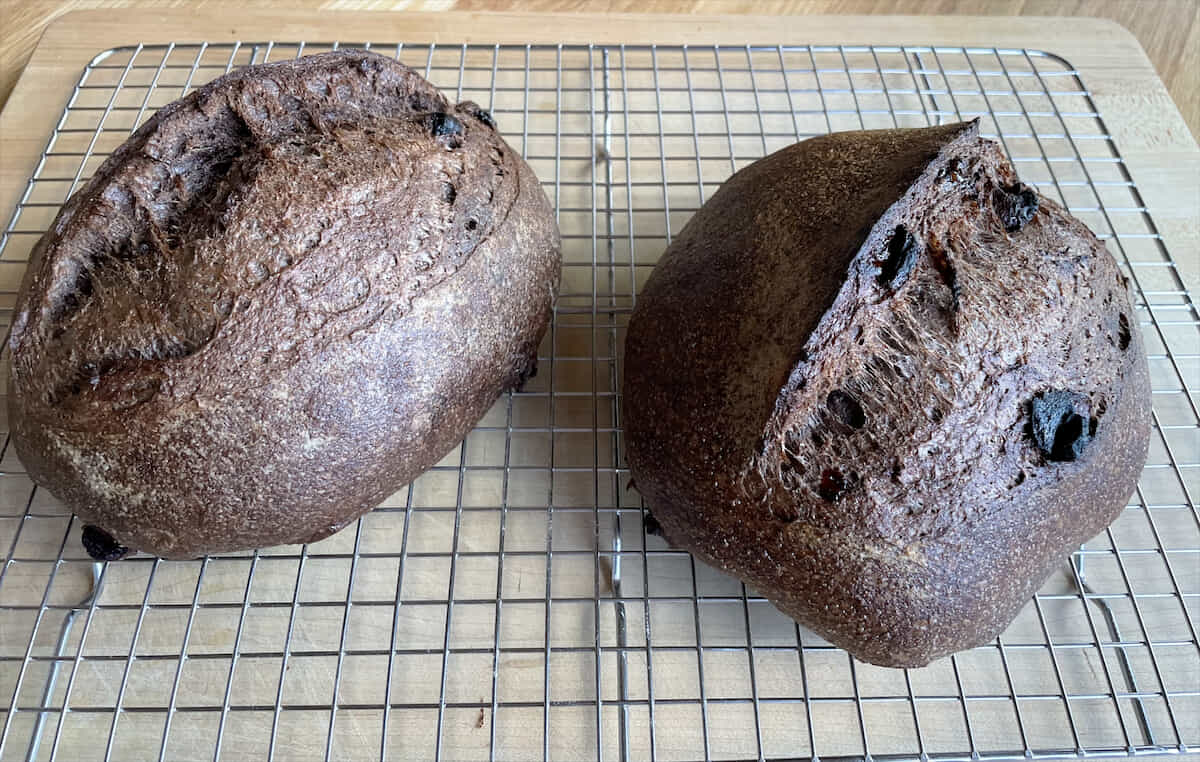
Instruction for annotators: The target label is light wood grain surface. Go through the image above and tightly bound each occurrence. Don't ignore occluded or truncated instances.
[2,1,1198,141]
[0,9,1195,761]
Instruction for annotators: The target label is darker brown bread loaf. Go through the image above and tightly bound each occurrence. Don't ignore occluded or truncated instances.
[622,121,1150,667]
[8,50,561,559]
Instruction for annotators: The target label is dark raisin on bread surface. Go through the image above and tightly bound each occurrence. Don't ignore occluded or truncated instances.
[8,50,561,559]
[622,121,1150,668]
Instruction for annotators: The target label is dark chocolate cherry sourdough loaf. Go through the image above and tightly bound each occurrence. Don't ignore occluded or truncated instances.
[8,50,561,559]
[622,121,1149,667]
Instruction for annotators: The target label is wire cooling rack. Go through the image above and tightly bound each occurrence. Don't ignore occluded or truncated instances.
[0,40,1196,762]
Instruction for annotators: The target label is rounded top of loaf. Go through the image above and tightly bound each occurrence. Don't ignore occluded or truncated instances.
[625,121,986,498]
[9,49,517,423]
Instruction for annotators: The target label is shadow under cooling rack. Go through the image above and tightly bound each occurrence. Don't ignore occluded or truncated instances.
[0,41,1197,762]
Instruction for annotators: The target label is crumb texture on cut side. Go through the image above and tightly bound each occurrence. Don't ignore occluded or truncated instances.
[8,50,561,559]
[622,121,1150,667]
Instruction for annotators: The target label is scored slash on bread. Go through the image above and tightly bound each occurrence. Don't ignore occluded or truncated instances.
[622,120,1150,667]
[8,51,562,559]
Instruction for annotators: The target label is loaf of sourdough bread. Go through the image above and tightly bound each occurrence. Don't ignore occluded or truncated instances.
[8,50,561,559]
[622,121,1149,667]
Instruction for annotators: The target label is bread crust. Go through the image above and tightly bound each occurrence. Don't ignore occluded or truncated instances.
[8,50,561,559]
[623,122,1150,667]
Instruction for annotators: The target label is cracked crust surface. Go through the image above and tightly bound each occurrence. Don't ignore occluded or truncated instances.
[8,50,562,559]
[622,122,1150,667]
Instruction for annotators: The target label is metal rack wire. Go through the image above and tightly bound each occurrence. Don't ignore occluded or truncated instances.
[0,40,1196,762]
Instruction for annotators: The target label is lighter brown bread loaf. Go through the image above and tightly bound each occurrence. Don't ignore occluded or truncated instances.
[8,50,561,559]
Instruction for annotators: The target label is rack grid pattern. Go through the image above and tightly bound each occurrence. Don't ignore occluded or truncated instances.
[0,41,1196,762]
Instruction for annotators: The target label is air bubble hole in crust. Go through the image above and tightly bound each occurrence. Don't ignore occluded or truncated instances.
[1028,389,1098,463]
[827,389,866,429]
[1117,313,1131,351]
[877,224,920,289]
